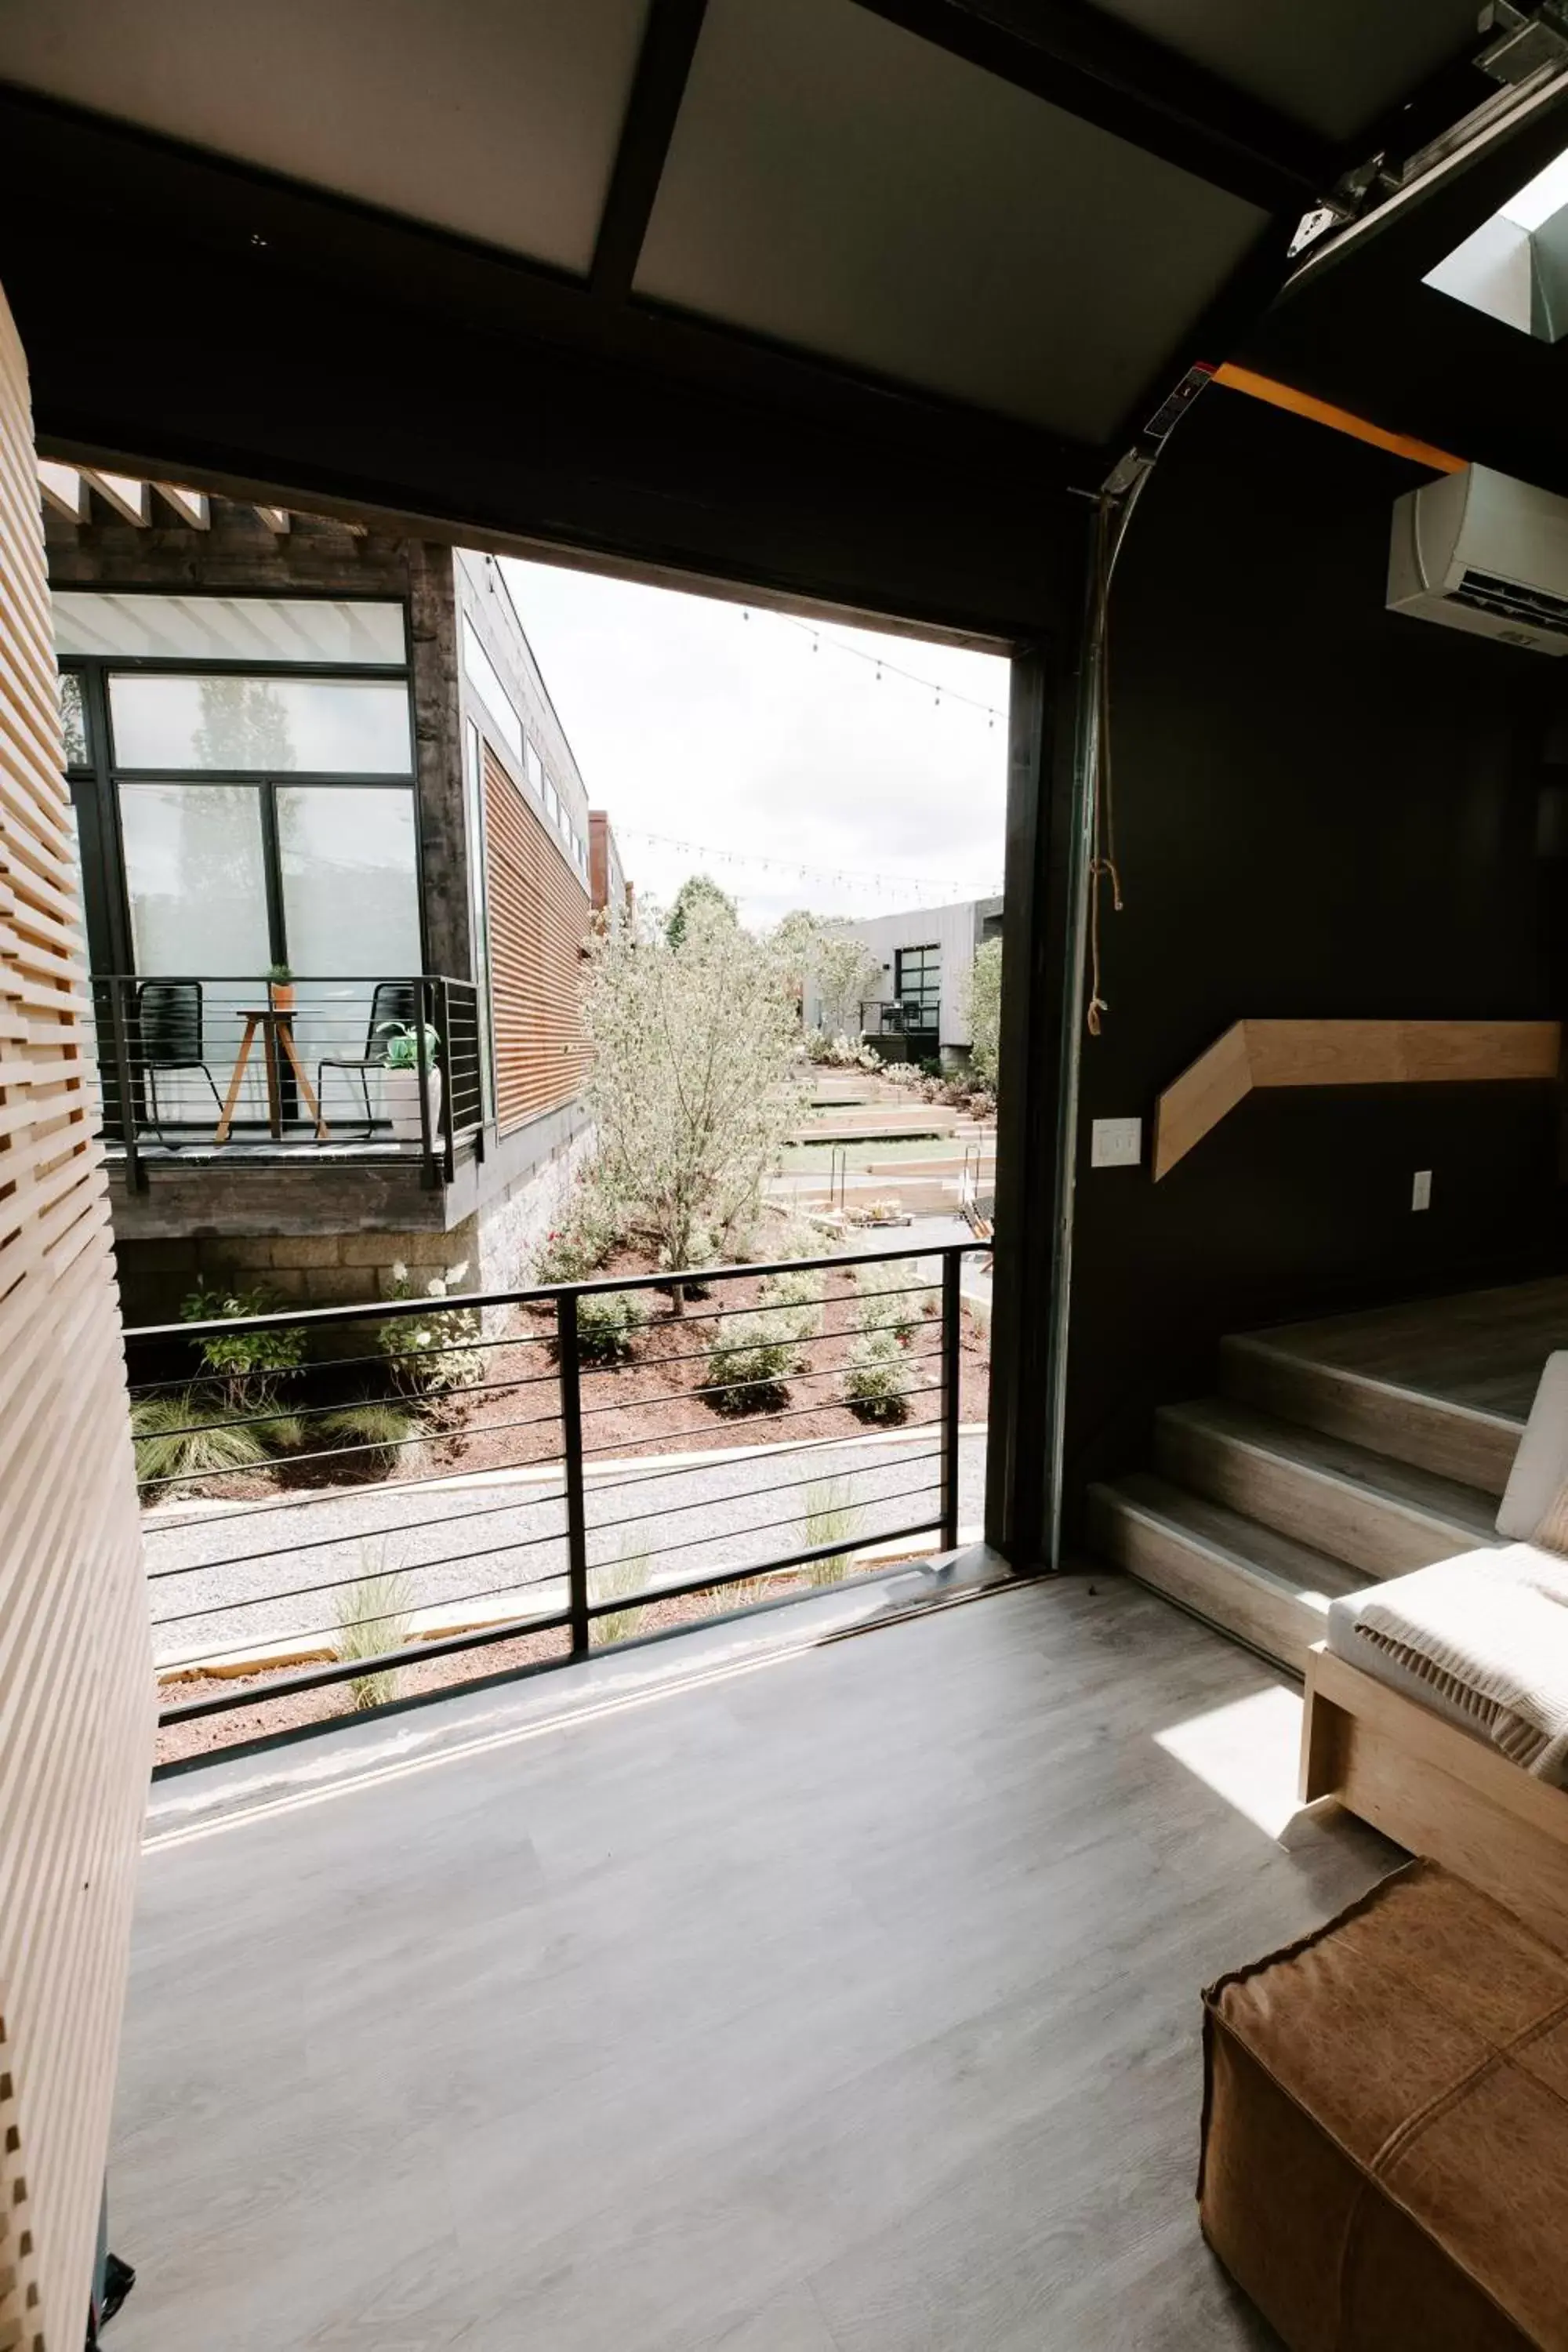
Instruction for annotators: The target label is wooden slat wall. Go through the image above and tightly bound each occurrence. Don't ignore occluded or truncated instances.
[0,284,152,2347]
[482,742,591,1134]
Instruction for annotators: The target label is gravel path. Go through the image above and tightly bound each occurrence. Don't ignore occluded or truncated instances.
[145,1425,989,1672]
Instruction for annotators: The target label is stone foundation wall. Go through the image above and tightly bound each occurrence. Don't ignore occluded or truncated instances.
[114,1123,596,1327]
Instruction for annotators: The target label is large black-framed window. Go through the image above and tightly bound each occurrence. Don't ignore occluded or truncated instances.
[56,592,425,1127]
[56,605,423,984]
[894,943,941,1036]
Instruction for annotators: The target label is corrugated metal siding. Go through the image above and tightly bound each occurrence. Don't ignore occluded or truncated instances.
[0,282,153,2349]
[482,742,591,1134]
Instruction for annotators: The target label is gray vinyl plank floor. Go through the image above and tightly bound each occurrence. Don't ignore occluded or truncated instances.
[109,1577,1399,2350]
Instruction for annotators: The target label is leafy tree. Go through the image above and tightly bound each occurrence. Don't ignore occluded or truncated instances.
[584,894,806,1298]
[966,935,1003,1089]
[771,909,880,1037]
[664,873,737,948]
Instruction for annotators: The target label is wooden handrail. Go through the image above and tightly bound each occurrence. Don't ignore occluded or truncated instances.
[1152,1018,1563,1181]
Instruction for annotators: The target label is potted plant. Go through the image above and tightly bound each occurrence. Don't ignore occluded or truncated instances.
[267,963,295,1013]
[380,1021,441,1141]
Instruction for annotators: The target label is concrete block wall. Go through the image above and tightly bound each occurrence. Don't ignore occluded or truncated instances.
[114,1123,596,1327]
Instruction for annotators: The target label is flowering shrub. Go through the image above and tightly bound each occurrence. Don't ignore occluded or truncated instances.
[532,1175,624,1284]
[804,1029,882,1070]
[379,1261,482,1396]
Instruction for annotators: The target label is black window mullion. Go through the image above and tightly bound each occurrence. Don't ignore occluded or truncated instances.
[259,781,288,969]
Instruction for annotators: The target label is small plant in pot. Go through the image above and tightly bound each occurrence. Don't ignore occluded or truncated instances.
[267,963,295,1012]
[379,1021,442,1142]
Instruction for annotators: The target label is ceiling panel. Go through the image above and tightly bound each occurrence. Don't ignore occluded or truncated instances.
[0,0,651,275]
[1088,0,1479,144]
[635,0,1263,443]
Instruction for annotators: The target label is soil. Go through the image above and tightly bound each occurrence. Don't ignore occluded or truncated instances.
[154,1555,927,1768]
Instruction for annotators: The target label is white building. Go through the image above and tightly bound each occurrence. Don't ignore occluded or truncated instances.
[804,894,1001,1064]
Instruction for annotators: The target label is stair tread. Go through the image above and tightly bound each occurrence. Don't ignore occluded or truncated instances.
[1095,1472,1373,1601]
[1157,1397,1500,1541]
[1224,1332,1521,1434]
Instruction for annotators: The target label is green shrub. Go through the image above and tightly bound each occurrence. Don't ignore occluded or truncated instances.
[532,1178,625,1283]
[333,1562,414,1709]
[130,1388,271,1496]
[701,1309,797,1414]
[180,1281,307,1411]
[852,1257,935,1341]
[573,1289,649,1363]
[844,1330,911,1424]
[378,1261,483,1396]
[592,1547,650,1645]
[803,1478,861,1585]
[757,1265,825,1348]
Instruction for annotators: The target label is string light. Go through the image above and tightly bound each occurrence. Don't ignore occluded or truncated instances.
[751,609,1004,721]
[616,825,1001,901]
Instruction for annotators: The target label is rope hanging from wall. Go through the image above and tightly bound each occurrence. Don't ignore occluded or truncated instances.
[1083,467,1150,1036]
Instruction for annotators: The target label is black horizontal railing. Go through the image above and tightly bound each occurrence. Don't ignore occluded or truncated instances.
[87,971,483,1192]
[127,1240,989,1732]
[859,997,937,1040]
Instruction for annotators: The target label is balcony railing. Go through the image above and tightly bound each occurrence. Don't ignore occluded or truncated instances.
[88,971,483,1191]
[860,997,938,1040]
[129,1240,989,1732]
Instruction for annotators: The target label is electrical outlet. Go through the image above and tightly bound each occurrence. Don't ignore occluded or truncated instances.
[1091,1117,1142,1169]
[1412,1169,1432,1212]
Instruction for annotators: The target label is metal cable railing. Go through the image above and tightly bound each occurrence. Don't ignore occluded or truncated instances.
[87,971,484,1193]
[128,1240,988,1727]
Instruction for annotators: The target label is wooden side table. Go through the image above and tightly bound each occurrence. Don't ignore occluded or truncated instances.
[214,1007,328,1142]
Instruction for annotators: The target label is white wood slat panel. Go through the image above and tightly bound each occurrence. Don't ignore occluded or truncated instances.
[0,279,152,2350]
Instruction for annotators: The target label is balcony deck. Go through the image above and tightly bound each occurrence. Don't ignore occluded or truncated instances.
[115,1577,1399,2350]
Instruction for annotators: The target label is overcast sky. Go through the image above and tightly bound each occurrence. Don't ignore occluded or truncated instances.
[500,557,1010,930]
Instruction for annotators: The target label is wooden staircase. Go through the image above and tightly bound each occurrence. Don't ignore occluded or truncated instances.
[1087,1311,1528,1673]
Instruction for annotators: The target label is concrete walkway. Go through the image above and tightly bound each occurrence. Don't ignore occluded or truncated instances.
[145,1425,990,1673]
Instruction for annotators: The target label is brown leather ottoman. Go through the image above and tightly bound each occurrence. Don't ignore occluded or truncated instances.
[1199,1861,1568,2350]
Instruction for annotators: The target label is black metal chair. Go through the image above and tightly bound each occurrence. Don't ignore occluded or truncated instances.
[317,980,422,1137]
[136,980,225,1147]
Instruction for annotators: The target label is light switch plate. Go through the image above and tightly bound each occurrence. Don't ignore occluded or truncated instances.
[1412,1168,1432,1211]
[1091,1116,1142,1169]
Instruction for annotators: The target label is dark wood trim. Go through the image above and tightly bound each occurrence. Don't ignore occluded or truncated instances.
[847,0,1329,213]
[591,0,710,303]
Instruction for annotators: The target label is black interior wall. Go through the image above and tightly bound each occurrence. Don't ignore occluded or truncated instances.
[1065,386,1568,1512]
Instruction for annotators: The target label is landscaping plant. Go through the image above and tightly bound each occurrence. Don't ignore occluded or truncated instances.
[965,935,1003,1091]
[333,1552,414,1708]
[379,1261,482,1396]
[803,1479,862,1585]
[757,1264,825,1347]
[844,1329,911,1423]
[583,887,808,1298]
[853,1257,935,1341]
[592,1545,651,1644]
[701,1308,797,1414]
[179,1280,307,1413]
[572,1288,648,1363]
[129,1388,272,1497]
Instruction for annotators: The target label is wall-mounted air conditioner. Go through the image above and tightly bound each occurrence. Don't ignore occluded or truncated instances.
[1388,463,1568,655]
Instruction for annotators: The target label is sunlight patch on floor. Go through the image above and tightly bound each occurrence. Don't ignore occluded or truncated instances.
[1154,1683,1305,1838]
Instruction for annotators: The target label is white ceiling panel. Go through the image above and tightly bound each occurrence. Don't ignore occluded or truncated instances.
[1091,0,1479,143]
[635,0,1263,443]
[0,0,651,274]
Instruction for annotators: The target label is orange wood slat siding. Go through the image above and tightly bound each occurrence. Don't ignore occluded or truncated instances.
[482,743,592,1133]
[0,282,154,2347]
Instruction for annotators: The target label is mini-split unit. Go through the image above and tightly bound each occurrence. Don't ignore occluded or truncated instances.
[1388,463,1568,655]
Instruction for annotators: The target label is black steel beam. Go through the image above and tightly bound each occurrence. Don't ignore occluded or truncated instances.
[847,0,1330,214]
[591,0,710,301]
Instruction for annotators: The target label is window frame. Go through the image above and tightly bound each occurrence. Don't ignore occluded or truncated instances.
[58,595,425,982]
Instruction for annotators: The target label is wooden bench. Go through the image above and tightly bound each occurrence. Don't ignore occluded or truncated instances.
[1301,1640,1568,1955]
